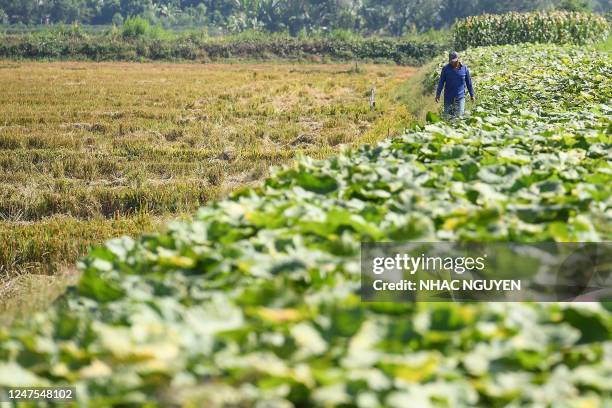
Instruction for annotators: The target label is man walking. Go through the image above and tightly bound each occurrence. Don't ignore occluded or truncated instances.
[435,51,475,118]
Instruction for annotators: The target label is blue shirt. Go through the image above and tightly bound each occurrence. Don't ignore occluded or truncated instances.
[436,63,474,104]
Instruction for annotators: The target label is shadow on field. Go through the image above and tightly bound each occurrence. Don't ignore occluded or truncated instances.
[0,267,81,327]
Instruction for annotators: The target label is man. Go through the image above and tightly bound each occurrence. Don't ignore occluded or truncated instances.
[435,51,475,118]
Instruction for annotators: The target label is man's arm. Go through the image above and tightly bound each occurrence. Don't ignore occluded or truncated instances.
[465,67,475,100]
[435,67,446,103]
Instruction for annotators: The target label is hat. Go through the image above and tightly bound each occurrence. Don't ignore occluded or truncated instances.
[449,51,459,63]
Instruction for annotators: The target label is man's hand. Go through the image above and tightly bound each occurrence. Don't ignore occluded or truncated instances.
[471,95,476,102]
[435,95,440,103]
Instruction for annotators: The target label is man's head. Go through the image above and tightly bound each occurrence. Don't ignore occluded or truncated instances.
[449,51,460,68]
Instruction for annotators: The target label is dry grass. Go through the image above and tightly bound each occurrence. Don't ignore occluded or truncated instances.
[0,267,81,327]
[0,60,416,296]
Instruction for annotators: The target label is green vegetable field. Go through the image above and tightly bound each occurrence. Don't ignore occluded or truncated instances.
[1,43,611,406]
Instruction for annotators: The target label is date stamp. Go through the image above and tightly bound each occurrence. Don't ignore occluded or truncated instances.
[1,387,76,401]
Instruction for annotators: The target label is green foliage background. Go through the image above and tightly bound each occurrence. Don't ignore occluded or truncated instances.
[0,30,445,64]
[0,0,610,35]
[0,11,607,64]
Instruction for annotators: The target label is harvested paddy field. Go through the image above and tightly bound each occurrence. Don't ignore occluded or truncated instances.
[0,60,415,290]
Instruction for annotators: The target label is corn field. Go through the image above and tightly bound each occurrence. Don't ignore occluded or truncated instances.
[453,11,609,50]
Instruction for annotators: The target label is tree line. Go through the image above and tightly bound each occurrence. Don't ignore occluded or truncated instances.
[0,0,608,35]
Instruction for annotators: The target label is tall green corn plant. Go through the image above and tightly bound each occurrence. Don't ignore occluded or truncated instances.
[453,11,609,50]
